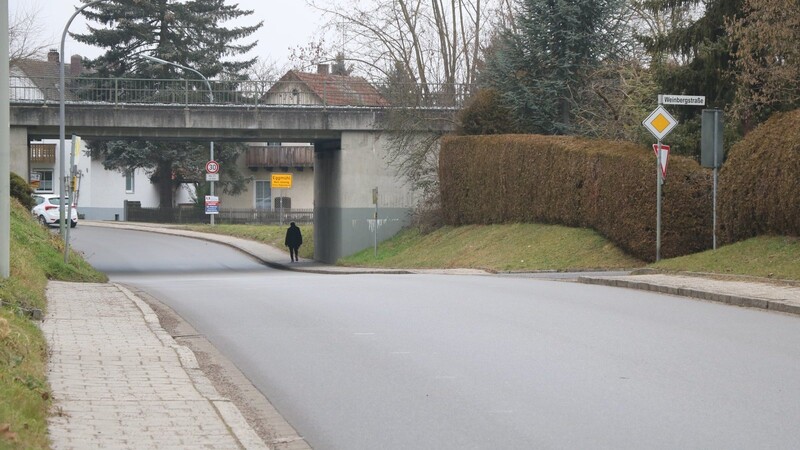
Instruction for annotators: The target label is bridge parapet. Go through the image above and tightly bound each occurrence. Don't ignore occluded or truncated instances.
[10,76,472,110]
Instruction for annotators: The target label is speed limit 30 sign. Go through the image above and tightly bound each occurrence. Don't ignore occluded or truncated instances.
[205,160,220,174]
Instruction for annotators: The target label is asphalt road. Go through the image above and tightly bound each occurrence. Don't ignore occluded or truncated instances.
[71,226,800,450]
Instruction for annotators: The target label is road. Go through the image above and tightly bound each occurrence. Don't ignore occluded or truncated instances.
[70,225,800,450]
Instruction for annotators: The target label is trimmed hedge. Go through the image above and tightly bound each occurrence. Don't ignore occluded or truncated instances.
[439,135,713,262]
[719,111,800,243]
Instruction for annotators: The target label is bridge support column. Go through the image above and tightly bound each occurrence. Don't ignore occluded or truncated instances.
[10,126,28,178]
[313,132,417,264]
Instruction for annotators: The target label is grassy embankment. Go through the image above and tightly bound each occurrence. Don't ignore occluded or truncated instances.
[1,200,107,449]
[182,223,800,281]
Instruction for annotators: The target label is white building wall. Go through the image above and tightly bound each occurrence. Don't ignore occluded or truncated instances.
[31,139,194,221]
[219,144,315,210]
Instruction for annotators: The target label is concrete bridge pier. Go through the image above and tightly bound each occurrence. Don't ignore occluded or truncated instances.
[313,131,417,264]
[10,126,29,177]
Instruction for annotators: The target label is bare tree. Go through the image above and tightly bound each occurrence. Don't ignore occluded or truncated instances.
[9,5,49,64]
[306,0,499,96]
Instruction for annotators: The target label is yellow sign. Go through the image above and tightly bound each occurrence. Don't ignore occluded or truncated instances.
[271,173,293,189]
[642,105,678,140]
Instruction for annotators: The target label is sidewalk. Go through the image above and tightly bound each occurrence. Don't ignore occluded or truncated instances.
[44,222,800,448]
[43,281,267,449]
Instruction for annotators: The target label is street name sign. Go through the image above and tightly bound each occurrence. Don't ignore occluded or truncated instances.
[658,95,705,106]
[643,105,678,141]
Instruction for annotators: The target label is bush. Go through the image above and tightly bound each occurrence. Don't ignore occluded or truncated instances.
[718,110,800,243]
[439,135,713,262]
[10,172,35,210]
[456,89,519,135]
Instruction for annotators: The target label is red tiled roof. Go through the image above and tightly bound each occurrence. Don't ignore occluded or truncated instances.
[274,70,390,107]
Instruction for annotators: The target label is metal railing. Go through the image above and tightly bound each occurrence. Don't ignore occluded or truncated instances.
[125,205,314,225]
[10,75,473,109]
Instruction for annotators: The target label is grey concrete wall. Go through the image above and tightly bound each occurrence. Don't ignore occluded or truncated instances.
[313,132,417,263]
[10,126,28,177]
[79,207,124,221]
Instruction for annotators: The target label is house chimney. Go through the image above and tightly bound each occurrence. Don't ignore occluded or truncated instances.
[47,49,59,63]
[70,55,83,77]
[317,64,330,75]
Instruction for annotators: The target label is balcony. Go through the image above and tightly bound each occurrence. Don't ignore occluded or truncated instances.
[246,146,314,171]
[30,143,56,164]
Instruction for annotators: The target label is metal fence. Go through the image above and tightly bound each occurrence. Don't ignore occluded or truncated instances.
[125,205,313,225]
[10,76,473,109]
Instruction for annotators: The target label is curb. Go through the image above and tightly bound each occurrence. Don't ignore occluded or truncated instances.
[115,283,269,449]
[576,276,800,316]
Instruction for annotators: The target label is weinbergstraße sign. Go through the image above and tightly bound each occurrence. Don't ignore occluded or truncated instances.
[658,95,705,106]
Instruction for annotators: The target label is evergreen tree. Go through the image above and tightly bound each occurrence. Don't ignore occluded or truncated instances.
[484,0,626,135]
[73,0,262,207]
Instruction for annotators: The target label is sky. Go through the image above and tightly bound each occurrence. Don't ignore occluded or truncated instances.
[8,0,325,69]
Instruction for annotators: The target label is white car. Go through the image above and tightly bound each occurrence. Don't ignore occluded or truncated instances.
[31,194,78,228]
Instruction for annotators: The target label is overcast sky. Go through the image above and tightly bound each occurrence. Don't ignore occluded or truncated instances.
[9,0,325,69]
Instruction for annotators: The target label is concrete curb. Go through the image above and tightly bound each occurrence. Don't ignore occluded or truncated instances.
[115,283,268,449]
[577,276,800,316]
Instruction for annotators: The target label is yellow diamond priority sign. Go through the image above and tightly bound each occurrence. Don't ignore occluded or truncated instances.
[642,105,678,140]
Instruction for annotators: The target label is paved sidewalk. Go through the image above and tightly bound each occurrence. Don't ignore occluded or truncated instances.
[578,272,800,316]
[43,281,267,450]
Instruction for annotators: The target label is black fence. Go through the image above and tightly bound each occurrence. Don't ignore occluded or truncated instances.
[125,202,313,225]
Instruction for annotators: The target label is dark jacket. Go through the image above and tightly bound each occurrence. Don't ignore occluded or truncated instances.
[285,223,303,248]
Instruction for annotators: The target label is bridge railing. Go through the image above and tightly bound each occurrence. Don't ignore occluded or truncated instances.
[10,76,473,109]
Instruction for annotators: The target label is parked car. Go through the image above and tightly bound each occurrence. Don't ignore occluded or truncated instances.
[31,194,78,228]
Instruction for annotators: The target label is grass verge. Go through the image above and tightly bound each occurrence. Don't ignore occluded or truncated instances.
[180,224,314,260]
[339,223,644,271]
[1,200,107,449]
[650,235,800,281]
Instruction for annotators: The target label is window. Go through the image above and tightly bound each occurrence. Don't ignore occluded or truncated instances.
[275,197,291,209]
[255,180,271,210]
[125,171,135,193]
[33,170,53,192]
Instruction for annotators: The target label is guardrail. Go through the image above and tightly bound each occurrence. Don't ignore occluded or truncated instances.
[10,76,472,109]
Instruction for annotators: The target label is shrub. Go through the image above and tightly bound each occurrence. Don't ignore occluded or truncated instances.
[10,172,35,210]
[456,89,519,135]
[439,135,713,262]
[718,110,800,243]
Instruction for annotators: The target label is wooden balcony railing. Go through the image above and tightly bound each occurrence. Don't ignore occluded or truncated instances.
[30,143,56,163]
[246,146,314,170]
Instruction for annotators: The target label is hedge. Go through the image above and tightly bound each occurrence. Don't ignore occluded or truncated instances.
[439,135,713,262]
[718,110,800,243]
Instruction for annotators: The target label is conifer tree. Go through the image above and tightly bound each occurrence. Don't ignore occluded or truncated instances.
[484,0,626,135]
[73,0,262,207]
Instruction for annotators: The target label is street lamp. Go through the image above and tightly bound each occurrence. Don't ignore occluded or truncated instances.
[142,55,216,225]
[59,0,106,263]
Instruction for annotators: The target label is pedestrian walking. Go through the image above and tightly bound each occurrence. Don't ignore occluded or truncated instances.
[285,222,303,262]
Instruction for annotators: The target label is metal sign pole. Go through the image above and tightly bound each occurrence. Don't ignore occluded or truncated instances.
[210,142,215,226]
[656,140,662,262]
[712,117,719,250]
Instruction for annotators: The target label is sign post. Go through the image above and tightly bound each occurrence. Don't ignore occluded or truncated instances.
[643,105,678,262]
[271,174,293,226]
[372,187,379,258]
[701,109,724,250]
[206,160,220,225]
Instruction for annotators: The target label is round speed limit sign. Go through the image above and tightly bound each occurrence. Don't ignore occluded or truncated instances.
[205,160,220,174]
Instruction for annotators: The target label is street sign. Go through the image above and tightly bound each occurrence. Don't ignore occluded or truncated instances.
[652,144,671,178]
[205,173,219,181]
[205,160,220,174]
[643,105,678,141]
[204,195,219,215]
[658,95,705,106]
[271,173,292,189]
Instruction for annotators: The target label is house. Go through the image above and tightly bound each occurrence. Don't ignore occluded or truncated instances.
[262,64,389,107]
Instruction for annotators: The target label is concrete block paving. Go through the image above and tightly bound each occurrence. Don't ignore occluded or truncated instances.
[43,281,266,450]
